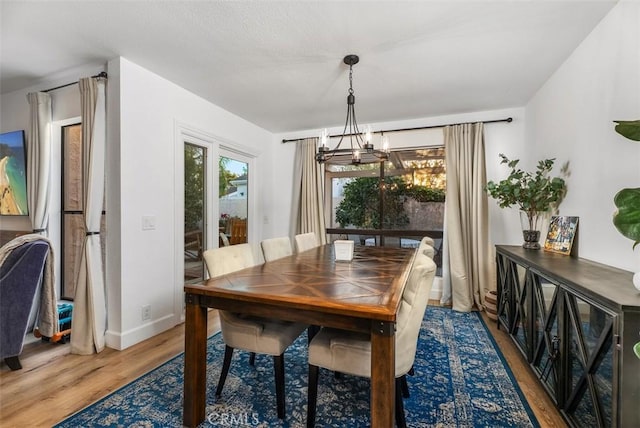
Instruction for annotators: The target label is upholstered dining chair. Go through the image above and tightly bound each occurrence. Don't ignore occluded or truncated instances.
[202,244,307,420]
[418,236,435,259]
[260,237,293,262]
[294,232,319,253]
[306,252,437,428]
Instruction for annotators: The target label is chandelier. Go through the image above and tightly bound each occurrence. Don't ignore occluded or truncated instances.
[316,54,390,165]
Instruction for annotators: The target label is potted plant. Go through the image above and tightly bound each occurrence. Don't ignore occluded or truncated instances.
[612,120,640,295]
[612,120,640,251]
[486,154,567,249]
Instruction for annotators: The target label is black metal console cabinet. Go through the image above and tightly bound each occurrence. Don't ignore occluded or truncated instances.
[495,245,640,428]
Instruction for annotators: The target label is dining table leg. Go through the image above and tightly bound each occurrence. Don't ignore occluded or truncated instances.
[183,296,208,427]
[371,322,395,427]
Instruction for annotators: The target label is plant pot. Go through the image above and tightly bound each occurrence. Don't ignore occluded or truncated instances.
[520,211,543,250]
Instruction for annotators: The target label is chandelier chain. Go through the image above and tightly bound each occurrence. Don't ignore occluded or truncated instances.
[349,65,354,95]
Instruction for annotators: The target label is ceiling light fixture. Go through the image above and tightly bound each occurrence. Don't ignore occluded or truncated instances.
[316,54,390,165]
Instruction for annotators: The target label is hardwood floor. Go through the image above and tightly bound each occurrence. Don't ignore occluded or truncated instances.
[0,311,221,427]
[0,307,566,427]
[478,309,568,428]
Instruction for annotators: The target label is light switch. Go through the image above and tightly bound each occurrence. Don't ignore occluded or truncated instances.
[142,215,156,230]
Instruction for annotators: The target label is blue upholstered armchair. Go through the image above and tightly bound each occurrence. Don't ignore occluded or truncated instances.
[0,239,50,370]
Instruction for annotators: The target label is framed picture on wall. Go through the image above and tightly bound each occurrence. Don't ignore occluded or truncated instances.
[544,216,579,255]
[0,130,29,216]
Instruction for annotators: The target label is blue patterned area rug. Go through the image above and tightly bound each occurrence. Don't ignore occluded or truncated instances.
[55,306,539,427]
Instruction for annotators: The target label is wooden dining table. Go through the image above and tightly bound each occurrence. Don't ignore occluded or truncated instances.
[183,244,416,427]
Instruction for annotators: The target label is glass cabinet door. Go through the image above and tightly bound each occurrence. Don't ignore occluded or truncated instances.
[531,273,560,400]
[496,254,530,359]
[496,253,511,330]
[512,263,530,357]
[563,294,615,428]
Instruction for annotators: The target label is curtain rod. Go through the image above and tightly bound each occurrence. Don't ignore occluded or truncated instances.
[41,71,108,93]
[281,117,513,143]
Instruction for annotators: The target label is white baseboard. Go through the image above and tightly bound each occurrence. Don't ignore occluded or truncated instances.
[104,276,445,350]
[105,313,176,350]
[430,276,443,301]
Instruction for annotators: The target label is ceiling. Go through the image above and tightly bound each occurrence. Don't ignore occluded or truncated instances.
[1,1,617,133]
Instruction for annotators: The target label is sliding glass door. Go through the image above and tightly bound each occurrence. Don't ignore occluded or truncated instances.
[218,151,249,246]
[184,143,206,283]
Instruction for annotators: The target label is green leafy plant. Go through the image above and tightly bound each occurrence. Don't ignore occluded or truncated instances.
[614,120,640,360]
[613,120,640,249]
[184,145,204,231]
[335,177,410,229]
[406,186,445,203]
[485,154,567,231]
[614,120,640,142]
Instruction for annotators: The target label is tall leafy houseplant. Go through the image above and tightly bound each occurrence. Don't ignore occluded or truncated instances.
[612,121,640,331]
[614,120,640,360]
[486,154,567,249]
[612,120,640,250]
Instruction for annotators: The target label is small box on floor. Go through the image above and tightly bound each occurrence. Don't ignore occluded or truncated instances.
[35,301,73,343]
[57,302,73,341]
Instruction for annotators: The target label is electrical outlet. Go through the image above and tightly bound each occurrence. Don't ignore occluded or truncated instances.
[141,304,152,321]
[142,215,156,230]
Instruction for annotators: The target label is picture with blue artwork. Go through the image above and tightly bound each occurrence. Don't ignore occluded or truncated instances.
[0,130,28,215]
[544,215,579,255]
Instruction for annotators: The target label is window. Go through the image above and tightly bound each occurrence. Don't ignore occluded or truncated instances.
[60,123,106,299]
[325,147,445,268]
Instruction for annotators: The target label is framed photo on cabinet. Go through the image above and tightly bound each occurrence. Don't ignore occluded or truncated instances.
[544,216,579,255]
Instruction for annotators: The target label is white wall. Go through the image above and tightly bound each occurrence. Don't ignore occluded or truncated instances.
[525,1,640,272]
[108,57,273,349]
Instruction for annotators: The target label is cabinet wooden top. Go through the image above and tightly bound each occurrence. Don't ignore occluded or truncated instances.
[496,245,640,311]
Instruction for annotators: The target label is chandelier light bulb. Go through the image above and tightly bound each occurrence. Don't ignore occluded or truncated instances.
[363,125,372,143]
[319,128,329,148]
[382,134,390,152]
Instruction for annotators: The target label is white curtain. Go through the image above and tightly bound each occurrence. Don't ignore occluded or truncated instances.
[71,76,107,355]
[442,123,493,312]
[26,92,52,234]
[290,139,327,244]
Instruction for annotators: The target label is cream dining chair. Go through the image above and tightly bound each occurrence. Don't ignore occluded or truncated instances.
[294,232,319,253]
[203,244,307,420]
[418,236,435,259]
[306,250,437,428]
[260,237,293,262]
